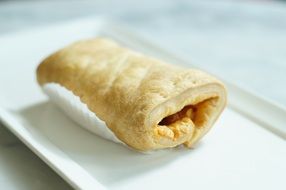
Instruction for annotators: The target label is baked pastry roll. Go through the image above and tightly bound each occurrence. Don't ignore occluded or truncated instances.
[37,38,227,151]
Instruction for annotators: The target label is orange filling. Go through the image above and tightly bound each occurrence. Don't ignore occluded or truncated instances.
[155,97,219,141]
[158,105,196,126]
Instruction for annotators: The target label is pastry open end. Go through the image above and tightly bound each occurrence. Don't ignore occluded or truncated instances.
[37,38,227,151]
[150,84,225,149]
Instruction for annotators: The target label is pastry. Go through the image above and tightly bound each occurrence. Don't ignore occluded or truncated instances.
[37,38,227,151]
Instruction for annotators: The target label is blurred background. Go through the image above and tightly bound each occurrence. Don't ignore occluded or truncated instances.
[1,0,285,106]
[0,0,286,189]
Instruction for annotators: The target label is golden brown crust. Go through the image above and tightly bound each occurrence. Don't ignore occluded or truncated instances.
[37,38,227,151]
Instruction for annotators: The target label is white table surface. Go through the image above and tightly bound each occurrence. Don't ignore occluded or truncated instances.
[0,0,286,189]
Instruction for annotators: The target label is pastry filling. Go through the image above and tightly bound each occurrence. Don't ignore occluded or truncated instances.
[159,105,195,126]
[156,97,219,140]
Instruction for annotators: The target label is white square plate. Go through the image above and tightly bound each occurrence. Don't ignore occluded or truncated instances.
[0,18,285,190]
